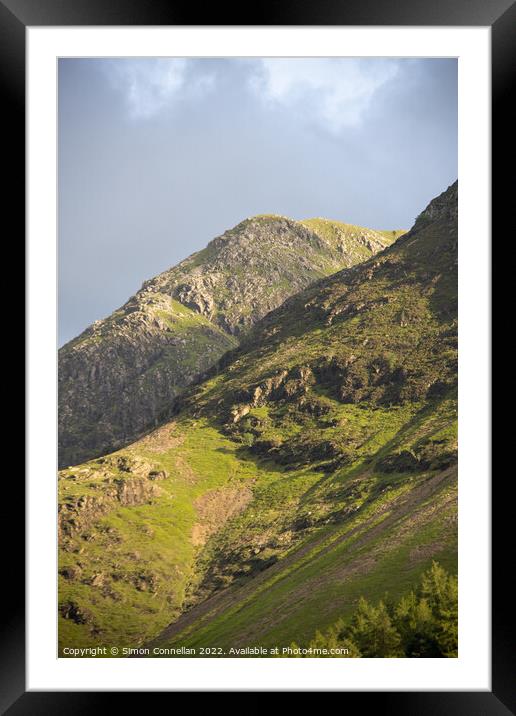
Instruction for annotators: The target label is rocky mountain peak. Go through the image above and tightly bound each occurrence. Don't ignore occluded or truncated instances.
[59,212,403,467]
[414,180,458,230]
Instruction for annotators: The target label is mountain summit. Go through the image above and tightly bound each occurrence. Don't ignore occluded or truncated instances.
[59,216,400,467]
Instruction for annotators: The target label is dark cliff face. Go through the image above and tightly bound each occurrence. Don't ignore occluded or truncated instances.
[59,215,397,468]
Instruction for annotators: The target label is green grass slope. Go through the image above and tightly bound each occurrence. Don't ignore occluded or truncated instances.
[58,183,456,655]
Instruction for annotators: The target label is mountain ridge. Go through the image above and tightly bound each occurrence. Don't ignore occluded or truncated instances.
[59,215,402,468]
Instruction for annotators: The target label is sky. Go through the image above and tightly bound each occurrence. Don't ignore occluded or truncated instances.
[58,57,457,346]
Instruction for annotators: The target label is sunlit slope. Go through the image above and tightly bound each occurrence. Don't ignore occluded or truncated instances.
[151,463,456,653]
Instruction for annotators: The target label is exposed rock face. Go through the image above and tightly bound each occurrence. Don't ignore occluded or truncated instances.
[141,215,396,336]
[59,294,237,468]
[60,601,93,625]
[413,180,458,228]
[59,215,398,467]
[58,456,163,540]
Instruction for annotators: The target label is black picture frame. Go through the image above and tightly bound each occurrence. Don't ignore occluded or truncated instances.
[5,0,511,710]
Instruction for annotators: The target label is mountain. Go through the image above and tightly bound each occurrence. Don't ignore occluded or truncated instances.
[58,183,456,655]
[59,216,399,468]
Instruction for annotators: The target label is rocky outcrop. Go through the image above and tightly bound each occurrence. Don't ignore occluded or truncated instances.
[138,216,399,339]
[413,181,458,229]
[58,456,164,539]
[59,215,398,467]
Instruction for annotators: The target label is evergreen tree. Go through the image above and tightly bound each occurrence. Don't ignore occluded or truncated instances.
[420,562,458,657]
[307,625,361,657]
[395,591,440,657]
[349,597,403,657]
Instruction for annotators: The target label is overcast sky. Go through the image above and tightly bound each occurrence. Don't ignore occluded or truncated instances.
[58,57,457,346]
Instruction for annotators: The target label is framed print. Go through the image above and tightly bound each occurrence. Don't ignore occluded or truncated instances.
[4,0,512,709]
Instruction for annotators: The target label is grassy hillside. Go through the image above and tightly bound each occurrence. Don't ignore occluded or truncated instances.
[58,183,456,656]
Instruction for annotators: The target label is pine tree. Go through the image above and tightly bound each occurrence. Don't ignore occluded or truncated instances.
[395,591,440,657]
[420,562,458,657]
[307,626,361,657]
[349,597,403,657]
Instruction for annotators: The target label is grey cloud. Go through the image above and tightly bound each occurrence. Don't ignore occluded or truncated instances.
[58,57,457,346]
